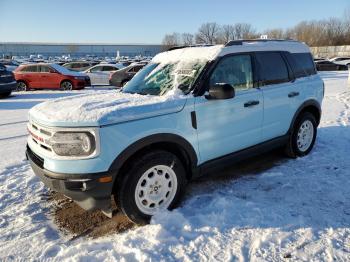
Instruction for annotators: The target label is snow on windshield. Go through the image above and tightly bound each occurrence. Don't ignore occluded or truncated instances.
[151,45,223,94]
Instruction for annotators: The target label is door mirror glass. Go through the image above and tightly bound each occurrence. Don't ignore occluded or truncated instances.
[206,83,235,100]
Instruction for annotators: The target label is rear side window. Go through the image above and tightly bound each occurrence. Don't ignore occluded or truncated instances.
[289,53,316,78]
[255,52,289,85]
[103,66,116,71]
[22,65,39,72]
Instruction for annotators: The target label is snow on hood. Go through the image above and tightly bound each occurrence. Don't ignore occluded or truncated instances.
[29,90,187,127]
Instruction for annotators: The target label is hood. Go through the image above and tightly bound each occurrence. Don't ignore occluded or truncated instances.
[29,90,187,127]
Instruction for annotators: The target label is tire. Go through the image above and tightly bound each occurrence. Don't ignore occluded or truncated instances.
[285,112,317,158]
[16,81,28,91]
[0,91,11,98]
[115,150,187,224]
[121,80,128,87]
[60,80,73,91]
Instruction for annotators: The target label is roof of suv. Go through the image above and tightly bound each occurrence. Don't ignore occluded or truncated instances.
[157,40,310,65]
[220,39,310,56]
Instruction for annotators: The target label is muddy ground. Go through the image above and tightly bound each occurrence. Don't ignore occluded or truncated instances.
[50,150,285,239]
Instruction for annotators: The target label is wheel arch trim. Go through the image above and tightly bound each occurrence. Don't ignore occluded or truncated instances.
[108,133,198,179]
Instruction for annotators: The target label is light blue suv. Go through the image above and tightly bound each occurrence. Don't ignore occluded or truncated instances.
[26,40,324,224]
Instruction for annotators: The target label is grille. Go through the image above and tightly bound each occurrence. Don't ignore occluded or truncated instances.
[28,120,53,153]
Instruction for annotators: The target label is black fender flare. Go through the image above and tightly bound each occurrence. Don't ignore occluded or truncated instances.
[108,133,198,181]
[288,99,321,134]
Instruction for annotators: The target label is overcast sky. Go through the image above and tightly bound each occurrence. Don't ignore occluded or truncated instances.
[0,0,349,44]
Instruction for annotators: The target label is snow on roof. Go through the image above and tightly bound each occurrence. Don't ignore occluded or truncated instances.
[152,45,224,64]
[219,40,311,56]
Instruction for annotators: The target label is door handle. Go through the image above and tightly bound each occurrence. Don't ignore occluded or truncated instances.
[288,91,299,98]
[244,100,260,107]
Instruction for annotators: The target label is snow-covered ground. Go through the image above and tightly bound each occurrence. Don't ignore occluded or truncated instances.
[0,73,349,261]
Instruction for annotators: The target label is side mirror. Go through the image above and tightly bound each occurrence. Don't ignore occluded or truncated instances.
[205,83,235,100]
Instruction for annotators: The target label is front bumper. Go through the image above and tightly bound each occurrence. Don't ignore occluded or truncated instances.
[0,81,16,94]
[26,145,113,213]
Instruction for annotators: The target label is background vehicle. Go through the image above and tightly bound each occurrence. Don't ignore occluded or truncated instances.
[0,59,20,71]
[14,63,90,90]
[329,57,350,67]
[0,64,17,97]
[84,64,123,85]
[109,63,146,87]
[315,60,348,71]
[63,61,98,72]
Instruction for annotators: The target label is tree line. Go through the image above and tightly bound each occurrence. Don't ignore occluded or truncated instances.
[161,8,350,50]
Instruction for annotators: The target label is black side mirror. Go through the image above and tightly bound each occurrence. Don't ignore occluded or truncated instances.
[205,83,235,100]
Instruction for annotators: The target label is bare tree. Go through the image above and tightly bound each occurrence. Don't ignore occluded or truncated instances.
[161,33,181,51]
[182,33,194,45]
[219,24,235,43]
[195,22,221,44]
[233,23,256,39]
[263,28,285,39]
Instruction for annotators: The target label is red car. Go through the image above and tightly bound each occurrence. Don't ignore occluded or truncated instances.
[14,63,91,91]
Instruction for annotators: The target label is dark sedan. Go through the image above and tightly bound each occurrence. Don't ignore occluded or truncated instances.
[109,63,146,87]
[0,64,17,98]
[315,60,348,71]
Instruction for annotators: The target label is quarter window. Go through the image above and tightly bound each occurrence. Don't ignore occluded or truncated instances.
[255,52,289,85]
[290,53,316,78]
[209,54,253,91]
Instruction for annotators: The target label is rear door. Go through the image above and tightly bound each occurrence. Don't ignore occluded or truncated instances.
[101,66,118,85]
[24,65,40,88]
[88,65,104,85]
[255,52,297,141]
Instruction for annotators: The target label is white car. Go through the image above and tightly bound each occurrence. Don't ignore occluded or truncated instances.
[84,64,123,85]
[330,57,350,67]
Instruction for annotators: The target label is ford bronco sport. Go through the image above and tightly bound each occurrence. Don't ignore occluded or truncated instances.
[26,40,323,224]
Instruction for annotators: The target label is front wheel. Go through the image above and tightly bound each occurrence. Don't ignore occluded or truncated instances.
[60,80,73,91]
[285,112,317,158]
[115,150,187,224]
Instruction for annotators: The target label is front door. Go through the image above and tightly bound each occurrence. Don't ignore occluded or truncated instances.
[195,54,264,164]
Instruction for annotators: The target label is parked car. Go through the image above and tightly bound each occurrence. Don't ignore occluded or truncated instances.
[26,40,323,224]
[84,64,123,85]
[329,56,350,67]
[0,64,17,97]
[315,60,348,71]
[14,63,91,91]
[0,59,20,71]
[63,61,98,72]
[109,63,146,87]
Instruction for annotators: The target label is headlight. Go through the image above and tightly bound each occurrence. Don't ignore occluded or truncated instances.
[74,76,86,80]
[47,132,96,156]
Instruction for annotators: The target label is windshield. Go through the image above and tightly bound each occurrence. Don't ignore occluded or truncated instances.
[122,61,207,96]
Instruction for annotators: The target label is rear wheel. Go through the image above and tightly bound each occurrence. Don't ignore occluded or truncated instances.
[16,81,28,91]
[60,80,73,91]
[115,150,187,224]
[285,112,317,158]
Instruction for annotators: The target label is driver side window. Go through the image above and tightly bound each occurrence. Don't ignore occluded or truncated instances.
[209,54,253,91]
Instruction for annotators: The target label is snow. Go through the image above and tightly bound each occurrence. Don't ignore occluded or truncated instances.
[49,63,88,77]
[29,90,187,127]
[1,72,350,261]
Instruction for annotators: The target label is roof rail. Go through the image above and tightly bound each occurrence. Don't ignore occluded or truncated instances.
[168,44,213,51]
[225,39,297,47]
